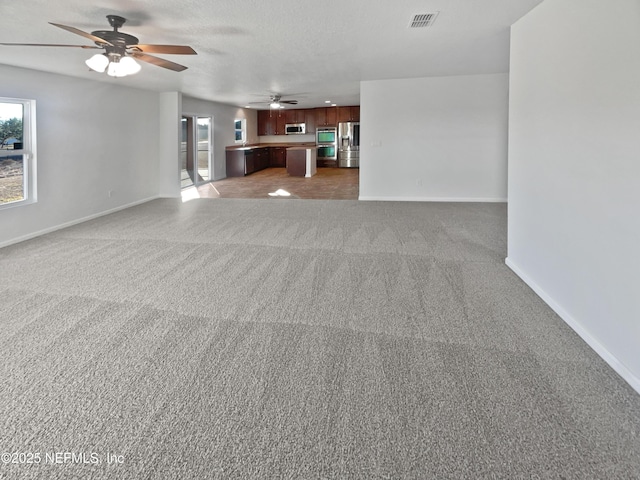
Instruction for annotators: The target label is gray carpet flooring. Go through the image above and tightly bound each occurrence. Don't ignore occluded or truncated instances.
[0,198,639,479]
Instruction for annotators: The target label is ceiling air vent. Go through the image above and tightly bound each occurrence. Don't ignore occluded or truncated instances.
[409,12,439,28]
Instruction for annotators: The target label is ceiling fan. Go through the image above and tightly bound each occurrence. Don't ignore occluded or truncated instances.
[0,15,197,77]
[250,94,299,109]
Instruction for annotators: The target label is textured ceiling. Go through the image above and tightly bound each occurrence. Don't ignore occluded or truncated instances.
[0,0,543,109]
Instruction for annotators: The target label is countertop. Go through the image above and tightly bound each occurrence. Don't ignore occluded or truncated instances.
[226,142,316,151]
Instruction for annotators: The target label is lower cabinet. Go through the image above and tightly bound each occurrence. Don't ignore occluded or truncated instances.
[270,147,286,168]
[226,150,246,177]
[254,148,270,172]
[226,147,281,177]
[244,151,256,175]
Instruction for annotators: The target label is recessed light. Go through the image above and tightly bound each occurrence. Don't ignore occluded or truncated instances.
[325,100,331,104]
[331,104,337,107]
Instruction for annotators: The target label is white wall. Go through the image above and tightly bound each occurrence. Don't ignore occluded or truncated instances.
[359,73,508,202]
[508,0,640,393]
[181,96,257,180]
[158,92,182,198]
[0,64,160,247]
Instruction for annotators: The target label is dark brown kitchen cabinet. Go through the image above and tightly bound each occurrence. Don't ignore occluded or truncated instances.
[315,107,338,127]
[326,107,338,125]
[284,109,295,124]
[304,109,316,133]
[259,107,349,136]
[257,110,274,136]
[336,106,350,123]
[315,108,326,126]
[269,147,286,167]
[253,148,270,172]
[337,106,360,123]
[257,109,286,135]
[285,109,305,124]
[226,149,246,176]
[226,147,271,176]
[274,110,286,135]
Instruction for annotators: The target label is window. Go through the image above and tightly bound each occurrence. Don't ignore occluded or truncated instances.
[0,98,36,208]
[234,118,246,144]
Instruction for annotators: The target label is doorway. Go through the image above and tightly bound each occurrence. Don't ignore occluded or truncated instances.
[181,116,212,188]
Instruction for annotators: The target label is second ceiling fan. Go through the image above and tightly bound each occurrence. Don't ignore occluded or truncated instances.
[250,94,299,109]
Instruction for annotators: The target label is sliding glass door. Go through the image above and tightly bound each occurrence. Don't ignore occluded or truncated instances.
[196,117,211,184]
[181,115,212,188]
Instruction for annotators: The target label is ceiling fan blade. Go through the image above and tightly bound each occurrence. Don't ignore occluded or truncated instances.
[130,44,197,55]
[281,100,298,105]
[0,42,100,49]
[130,52,188,72]
[49,22,113,46]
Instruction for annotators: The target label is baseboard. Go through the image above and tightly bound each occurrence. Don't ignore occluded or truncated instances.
[0,196,159,249]
[505,257,640,395]
[358,195,508,203]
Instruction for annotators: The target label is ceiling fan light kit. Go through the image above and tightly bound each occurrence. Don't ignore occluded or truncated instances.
[108,56,141,77]
[85,53,109,72]
[86,52,141,77]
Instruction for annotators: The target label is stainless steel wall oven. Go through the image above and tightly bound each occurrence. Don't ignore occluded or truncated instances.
[316,127,337,162]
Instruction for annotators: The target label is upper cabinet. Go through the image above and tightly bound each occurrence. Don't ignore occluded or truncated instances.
[256,106,359,136]
[257,109,286,135]
[285,109,306,124]
[315,107,338,127]
[257,110,273,136]
[337,106,360,123]
[305,109,316,134]
[275,110,286,135]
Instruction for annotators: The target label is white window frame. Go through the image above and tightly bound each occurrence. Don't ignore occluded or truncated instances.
[0,97,37,209]
[234,118,246,144]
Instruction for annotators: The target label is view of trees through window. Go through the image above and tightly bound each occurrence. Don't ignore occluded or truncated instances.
[0,102,25,204]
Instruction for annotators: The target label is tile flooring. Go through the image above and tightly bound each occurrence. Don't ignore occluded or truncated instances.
[187,167,359,200]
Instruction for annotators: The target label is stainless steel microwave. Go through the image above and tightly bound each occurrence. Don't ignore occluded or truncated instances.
[285,123,306,135]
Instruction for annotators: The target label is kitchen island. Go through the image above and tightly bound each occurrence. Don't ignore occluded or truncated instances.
[286,146,317,177]
[225,143,315,177]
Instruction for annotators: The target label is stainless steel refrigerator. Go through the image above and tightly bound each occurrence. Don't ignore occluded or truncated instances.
[338,122,360,168]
